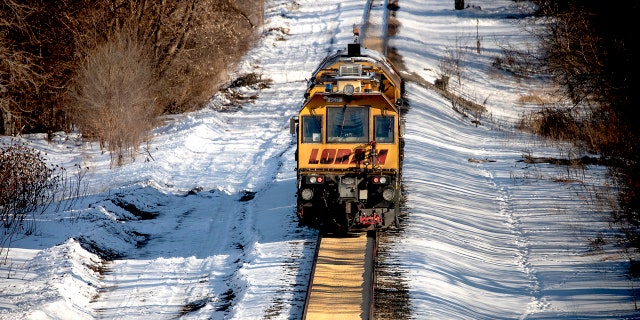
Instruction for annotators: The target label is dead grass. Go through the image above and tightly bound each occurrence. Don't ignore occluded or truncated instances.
[518,107,579,141]
[517,92,556,105]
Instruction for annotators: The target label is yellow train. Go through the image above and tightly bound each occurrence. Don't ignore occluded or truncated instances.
[290,43,404,232]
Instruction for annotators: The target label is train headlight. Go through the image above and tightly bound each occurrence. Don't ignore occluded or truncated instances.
[301,188,314,200]
[343,84,355,96]
[382,187,396,201]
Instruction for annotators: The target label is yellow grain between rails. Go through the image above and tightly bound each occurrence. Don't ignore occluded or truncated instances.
[302,232,376,320]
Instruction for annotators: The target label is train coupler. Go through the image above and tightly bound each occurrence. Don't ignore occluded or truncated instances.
[359,212,382,226]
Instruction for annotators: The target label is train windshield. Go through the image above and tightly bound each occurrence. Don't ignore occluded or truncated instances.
[301,115,323,143]
[327,106,369,143]
[374,116,395,143]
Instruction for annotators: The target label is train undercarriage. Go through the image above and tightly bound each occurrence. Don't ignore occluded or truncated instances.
[296,171,400,233]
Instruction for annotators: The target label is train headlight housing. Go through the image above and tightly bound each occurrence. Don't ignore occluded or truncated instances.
[306,175,324,184]
[372,175,389,184]
[301,188,314,200]
[343,84,355,96]
[382,187,396,201]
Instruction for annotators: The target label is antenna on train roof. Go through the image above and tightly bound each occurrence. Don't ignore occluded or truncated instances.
[353,23,360,44]
[349,23,362,57]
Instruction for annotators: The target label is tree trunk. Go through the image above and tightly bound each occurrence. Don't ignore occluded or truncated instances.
[1,107,15,136]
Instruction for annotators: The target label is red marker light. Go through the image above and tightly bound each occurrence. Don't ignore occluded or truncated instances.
[373,177,380,183]
[316,176,323,183]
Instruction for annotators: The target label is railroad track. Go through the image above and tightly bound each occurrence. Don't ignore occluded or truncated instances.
[359,0,391,55]
[300,2,392,319]
[302,231,377,320]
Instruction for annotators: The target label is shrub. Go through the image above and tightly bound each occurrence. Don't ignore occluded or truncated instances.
[526,107,579,141]
[68,31,159,166]
[0,140,64,258]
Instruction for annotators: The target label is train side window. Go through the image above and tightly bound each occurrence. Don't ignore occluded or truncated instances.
[327,106,369,143]
[374,116,395,143]
[301,115,323,143]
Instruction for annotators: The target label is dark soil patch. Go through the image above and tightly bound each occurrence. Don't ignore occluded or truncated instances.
[111,199,158,220]
[181,297,212,315]
[228,73,272,89]
[215,288,236,312]
[520,154,605,166]
[211,73,273,112]
[76,236,125,260]
[388,1,400,11]
[187,186,204,195]
[239,190,256,202]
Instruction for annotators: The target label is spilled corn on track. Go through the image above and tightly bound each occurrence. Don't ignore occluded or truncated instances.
[302,231,377,319]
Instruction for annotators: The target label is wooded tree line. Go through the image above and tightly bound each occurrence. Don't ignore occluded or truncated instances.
[1,0,260,162]
[530,0,640,250]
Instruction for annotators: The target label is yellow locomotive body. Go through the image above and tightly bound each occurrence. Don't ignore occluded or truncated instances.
[292,44,404,231]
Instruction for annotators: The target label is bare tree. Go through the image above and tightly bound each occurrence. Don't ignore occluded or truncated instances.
[88,0,260,114]
[438,36,467,86]
[0,1,42,135]
[148,0,259,113]
[2,0,262,137]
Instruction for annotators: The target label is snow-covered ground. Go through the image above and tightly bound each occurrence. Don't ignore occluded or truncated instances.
[1,0,637,319]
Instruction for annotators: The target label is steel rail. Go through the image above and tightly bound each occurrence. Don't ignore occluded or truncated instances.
[358,0,391,57]
[301,232,323,320]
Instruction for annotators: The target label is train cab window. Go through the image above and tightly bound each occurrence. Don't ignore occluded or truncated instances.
[374,116,395,143]
[327,106,369,143]
[301,115,323,143]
